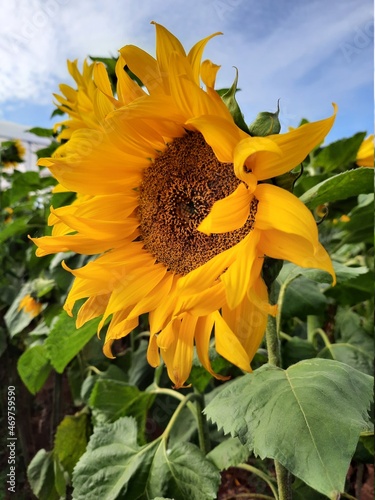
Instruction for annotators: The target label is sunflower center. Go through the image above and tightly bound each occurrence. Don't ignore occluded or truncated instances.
[138,132,257,275]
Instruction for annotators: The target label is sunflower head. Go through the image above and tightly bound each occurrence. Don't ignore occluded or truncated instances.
[1,139,26,167]
[32,23,336,388]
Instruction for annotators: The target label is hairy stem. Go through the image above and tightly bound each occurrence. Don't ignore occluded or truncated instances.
[265,284,292,500]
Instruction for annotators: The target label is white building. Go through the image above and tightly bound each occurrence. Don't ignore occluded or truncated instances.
[0,120,51,172]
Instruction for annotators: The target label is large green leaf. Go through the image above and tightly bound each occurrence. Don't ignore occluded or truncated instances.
[147,442,220,500]
[204,359,373,498]
[17,345,52,394]
[45,312,99,373]
[281,276,327,319]
[300,167,373,209]
[312,132,366,172]
[72,417,219,500]
[318,343,373,375]
[89,379,154,441]
[54,413,89,476]
[27,449,60,500]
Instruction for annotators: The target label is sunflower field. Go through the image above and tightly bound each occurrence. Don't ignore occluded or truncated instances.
[1,24,373,500]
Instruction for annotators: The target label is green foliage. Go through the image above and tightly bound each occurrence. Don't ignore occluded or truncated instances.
[45,312,100,373]
[54,413,90,476]
[17,345,52,394]
[204,359,373,498]
[72,417,220,500]
[312,132,366,172]
[1,92,373,499]
[218,69,250,133]
[300,167,373,208]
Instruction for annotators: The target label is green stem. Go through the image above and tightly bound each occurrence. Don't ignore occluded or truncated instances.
[194,388,210,454]
[266,312,281,367]
[265,284,292,500]
[237,463,279,500]
[161,392,199,442]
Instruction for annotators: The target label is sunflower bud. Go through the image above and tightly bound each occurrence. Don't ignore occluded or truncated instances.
[249,100,281,136]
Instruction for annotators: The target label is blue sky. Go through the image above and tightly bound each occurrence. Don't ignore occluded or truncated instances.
[0,0,373,143]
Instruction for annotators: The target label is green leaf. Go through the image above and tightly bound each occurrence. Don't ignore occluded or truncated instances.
[282,337,318,367]
[72,417,219,500]
[318,343,374,375]
[204,359,373,498]
[281,276,327,319]
[340,198,374,244]
[54,413,89,476]
[206,437,249,470]
[4,284,38,337]
[89,379,154,441]
[45,312,99,373]
[0,216,30,243]
[72,417,160,499]
[300,167,373,209]
[150,442,220,500]
[17,345,52,395]
[27,127,55,137]
[219,70,250,133]
[312,132,366,172]
[27,449,60,500]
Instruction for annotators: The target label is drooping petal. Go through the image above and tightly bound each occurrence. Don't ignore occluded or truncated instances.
[259,229,336,284]
[198,183,254,235]
[195,314,230,381]
[248,104,337,180]
[221,230,262,309]
[233,136,282,183]
[213,311,251,372]
[255,183,319,243]
[187,114,243,162]
[222,275,276,360]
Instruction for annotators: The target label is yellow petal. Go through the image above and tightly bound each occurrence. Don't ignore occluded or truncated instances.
[200,59,221,89]
[188,33,222,84]
[186,114,242,163]
[221,230,262,309]
[115,55,146,105]
[152,22,186,92]
[31,234,111,257]
[259,229,336,284]
[119,44,163,94]
[174,282,226,317]
[195,314,229,381]
[198,183,254,235]
[222,275,275,361]
[249,103,337,180]
[213,311,251,372]
[76,294,110,328]
[255,184,319,244]
[234,136,282,182]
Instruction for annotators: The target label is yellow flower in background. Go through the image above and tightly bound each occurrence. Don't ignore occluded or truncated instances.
[356,134,374,167]
[1,139,26,167]
[32,23,336,388]
[18,294,42,318]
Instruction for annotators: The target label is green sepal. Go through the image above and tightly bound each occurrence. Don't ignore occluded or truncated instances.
[272,166,303,193]
[218,68,250,134]
[262,257,283,289]
[248,100,281,136]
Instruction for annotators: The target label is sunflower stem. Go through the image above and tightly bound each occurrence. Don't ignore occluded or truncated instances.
[161,392,200,442]
[194,388,210,454]
[265,284,292,500]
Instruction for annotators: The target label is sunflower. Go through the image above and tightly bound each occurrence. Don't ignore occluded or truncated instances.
[18,294,42,319]
[356,134,374,167]
[32,23,336,388]
[1,139,26,167]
